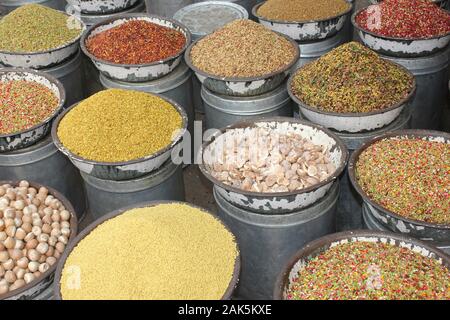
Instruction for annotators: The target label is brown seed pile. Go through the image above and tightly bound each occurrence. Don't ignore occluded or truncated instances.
[0,181,72,295]
[257,0,351,22]
[60,204,238,300]
[204,126,336,193]
[190,19,297,78]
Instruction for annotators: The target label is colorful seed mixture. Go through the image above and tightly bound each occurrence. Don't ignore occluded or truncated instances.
[190,19,297,78]
[0,80,59,135]
[290,42,414,113]
[86,20,186,64]
[356,137,449,224]
[287,241,450,300]
[356,0,450,39]
[60,204,238,300]
[0,4,83,53]
[257,0,351,22]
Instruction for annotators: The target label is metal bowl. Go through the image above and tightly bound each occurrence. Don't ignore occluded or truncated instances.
[198,117,349,214]
[348,130,450,242]
[0,68,66,153]
[0,180,78,300]
[51,94,188,181]
[369,0,449,8]
[274,230,450,300]
[352,7,450,58]
[0,12,85,69]
[288,60,417,133]
[185,33,299,97]
[66,0,139,14]
[53,200,241,300]
[81,14,192,82]
[252,1,353,41]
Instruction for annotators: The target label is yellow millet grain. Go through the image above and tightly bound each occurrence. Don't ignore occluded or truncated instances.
[60,204,238,300]
[57,89,183,162]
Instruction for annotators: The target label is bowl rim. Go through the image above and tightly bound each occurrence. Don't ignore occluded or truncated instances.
[184,31,300,82]
[198,116,349,198]
[0,180,78,301]
[51,92,188,167]
[348,129,450,229]
[80,13,192,68]
[252,0,354,25]
[273,229,450,300]
[0,11,85,56]
[287,58,417,117]
[352,6,450,42]
[0,68,66,139]
[52,200,241,300]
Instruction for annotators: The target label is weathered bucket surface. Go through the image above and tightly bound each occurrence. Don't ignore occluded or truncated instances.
[335,107,411,231]
[81,160,185,220]
[363,204,450,255]
[214,182,338,300]
[343,0,355,41]
[382,46,450,130]
[194,0,260,20]
[145,0,193,17]
[0,0,65,14]
[0,134,86,219]
[202,83,294,130]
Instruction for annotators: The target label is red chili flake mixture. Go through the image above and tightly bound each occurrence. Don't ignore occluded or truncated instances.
[356,138,449,225]
[287,241,450,300]
[356,0,450,39]
[86,20,186,65]
[0,80,59,135]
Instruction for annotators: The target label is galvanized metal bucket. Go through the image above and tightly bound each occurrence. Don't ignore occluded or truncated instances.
[214,182,338,300]
[145,0,194,17]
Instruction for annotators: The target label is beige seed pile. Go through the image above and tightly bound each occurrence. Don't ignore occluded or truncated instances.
[204,127,336,193]
[190,19,297,78]
[60,204,238,300]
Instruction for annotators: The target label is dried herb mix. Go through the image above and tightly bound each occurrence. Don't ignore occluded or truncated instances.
[0,4,82,53]
[291,42,414,113]
[287,241,450,300]
[190,19,297,78]
[60,204,238,300]
[356,137,449,224]
[0,80,59,135]
[257,0,351,22]
[86,20,186,65]
[57,89,183,163]
[356,0,450,39]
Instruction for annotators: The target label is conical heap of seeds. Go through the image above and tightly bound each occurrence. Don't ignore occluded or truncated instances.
[0,4,83,53]
[356,137,449,224]
[60,204,238,300]
[287,241,450,300]
[190,19,297,78]
[291,42,414,113]
[57,89,183,163]
[257,0,351,22]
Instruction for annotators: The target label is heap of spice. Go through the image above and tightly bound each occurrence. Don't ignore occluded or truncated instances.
[60,204,238,300]
[190,19,297,78]
[85,19,186,65]
[203,125,336,193]
[356,137,449,224]
[0,80,59,135]
[287,241,450,300]
[356,0,450,39]
[0,181,73,295]
[0,4,83,53]
[257,0,351,22]
[57,89,183,163]
[290,42,414,113]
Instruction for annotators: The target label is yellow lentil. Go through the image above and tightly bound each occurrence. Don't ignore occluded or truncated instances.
[57,89,183,162]
[60,204,238,300]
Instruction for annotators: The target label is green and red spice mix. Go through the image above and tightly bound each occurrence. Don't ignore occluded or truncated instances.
[290,42,414,113]
[0,80,59,135]
[356,137,449,224]
[86,20,186,65]
[356,0,450,39]
[287,241,450,300]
